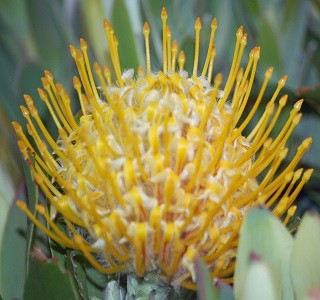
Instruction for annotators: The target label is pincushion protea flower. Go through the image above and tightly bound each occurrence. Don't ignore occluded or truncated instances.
[13,8,312,290]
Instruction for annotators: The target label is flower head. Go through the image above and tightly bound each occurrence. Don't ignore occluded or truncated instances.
[14,8,312,289]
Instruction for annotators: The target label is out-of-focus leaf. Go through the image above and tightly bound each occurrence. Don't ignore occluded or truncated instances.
[172,0,196,37]
[0,18,23,65]
[234,207,294,300]
[0,32,22,123]
[0,118,17,214]
[195,256,219,300]
[26,0,66,69]
[15,61,59,134]
[219,283,234,300]
[297,84,320,114]
[309,0,320,38]
[291,212,320,299]
[141,0,198,70]
[16,62,46,113]
[0,194,9,265]
[242,0,260,17]
[258,18,282,80]
[307,187,320,208]
[0,0,29,39]
[304,287,320,300]
[180,37,195,74]
[112,0,140,70]
[291,113,320,169]
[0,1,38,96]
[0,197,27,300]
[24,254,80,300]
[280,0,308,88]
[241,259,277,300]
[79,0,108,64]
[231,0,259,45]
[140,0,165,65]
[208,0,239,75]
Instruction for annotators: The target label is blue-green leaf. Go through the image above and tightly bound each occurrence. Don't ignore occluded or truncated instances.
[0,197,27,299]
[241,259,277,300]
[234,207,294,300]
[291,212,320,299]
[24,254,80,300]
[195,256,219,300]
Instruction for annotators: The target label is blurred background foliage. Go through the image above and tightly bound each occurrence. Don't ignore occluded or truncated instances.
[0,0,319,299]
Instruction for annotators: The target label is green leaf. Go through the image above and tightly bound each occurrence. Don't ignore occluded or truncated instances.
[21,155,40,276]
[194,256,219,300]
[234,207,294,300]
[0,194,9,267]
[291,212,320,299]
[24,254,80,300]
[0,132,17,248]
[0,197,27,300]
[241,259,277,300]
[218,283,234,300]
[86,267,108,299]
[112,0,140,70]
[65,250,89,300]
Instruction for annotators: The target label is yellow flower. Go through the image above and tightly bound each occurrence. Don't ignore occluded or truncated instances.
[14,8,312,290]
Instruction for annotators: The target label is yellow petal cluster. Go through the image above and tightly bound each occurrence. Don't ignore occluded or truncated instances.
[14,8,312,290]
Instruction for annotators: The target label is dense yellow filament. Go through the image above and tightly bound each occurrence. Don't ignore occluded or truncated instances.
[178,50,185,71]
[219,28,247,109]
[143,22,151,73]
[207,45,216,83]
[171,40,178,72]
[103,20,124,86]
[42,76,73,133]
[193,18,201,76]
[14,9,312,291]
[166,26,172,72]
[80,38,100,100]
[202,18,217,77]
[161,7,168,73]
